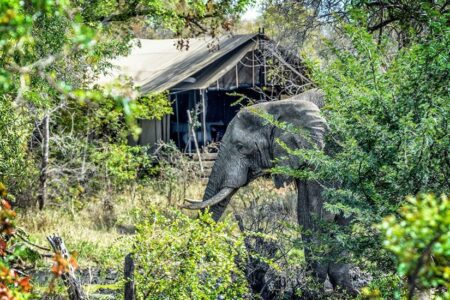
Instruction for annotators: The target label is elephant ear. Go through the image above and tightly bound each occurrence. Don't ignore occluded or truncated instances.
[271,100,327,188]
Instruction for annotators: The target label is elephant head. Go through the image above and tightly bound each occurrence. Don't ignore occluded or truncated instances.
[184,89,328,222]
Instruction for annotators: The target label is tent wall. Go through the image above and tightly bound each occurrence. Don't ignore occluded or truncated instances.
[130,116,170,148]
[213,50,261,90]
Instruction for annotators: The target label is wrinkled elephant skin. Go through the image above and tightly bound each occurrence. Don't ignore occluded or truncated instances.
[191,89,357,295]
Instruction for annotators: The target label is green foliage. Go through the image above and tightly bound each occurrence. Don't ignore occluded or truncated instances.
[0,0,251,206]
[133,207,249,299]
[147,141,203,205]
[347,0,448,47]
[311,20,449,204]
[266,2,449,293]
[134,92,173,121]
[68,237,132,269]
[0,184,39,299]
[360,274,404,299]
[380,194,449,299]
[78,0,251,37]
[0,102,37,201]
[284,14,449,268]
[91,144,152,187]
[1,0,135,203]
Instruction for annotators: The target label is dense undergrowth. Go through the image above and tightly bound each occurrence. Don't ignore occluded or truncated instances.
[2,133,449,299]
[8,170,450,299]
[13,168,302,299]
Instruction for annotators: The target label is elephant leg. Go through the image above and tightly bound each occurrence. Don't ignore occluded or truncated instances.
[296,179,328,283]
[297,180,358,295]
[328,262,358,296]
[204,194,234,222]
[326,212,358,295]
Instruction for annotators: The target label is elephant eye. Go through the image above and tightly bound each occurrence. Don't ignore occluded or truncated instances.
[236,143,250,155]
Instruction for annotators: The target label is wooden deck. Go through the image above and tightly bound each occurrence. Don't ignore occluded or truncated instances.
[189,152,218,179]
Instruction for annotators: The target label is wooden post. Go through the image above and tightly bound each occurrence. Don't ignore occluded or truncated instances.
[38,113,49,210]
[258,33,265,97]
[187,113,192,154]
[124,253,135,300]
[263,42,267,88]
[187,110,204,172]
[47,234,86,300]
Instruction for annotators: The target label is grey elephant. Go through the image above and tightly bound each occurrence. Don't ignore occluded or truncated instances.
[184,89,357,296]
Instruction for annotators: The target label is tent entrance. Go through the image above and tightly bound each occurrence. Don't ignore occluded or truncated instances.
[170,88,259,152]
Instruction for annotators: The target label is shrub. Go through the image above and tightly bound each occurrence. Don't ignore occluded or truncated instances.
[379,194,449,299]
[149,141,202,205]
[132,207,249,299]
[274,16,450,277]
[0,103,37,206]
[0,183,37,299]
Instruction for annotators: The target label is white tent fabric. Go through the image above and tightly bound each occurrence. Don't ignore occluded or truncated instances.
[96,34,258,94]
[173,41,258,90]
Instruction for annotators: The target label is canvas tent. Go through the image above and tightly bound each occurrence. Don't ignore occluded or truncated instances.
[97,33,312,151]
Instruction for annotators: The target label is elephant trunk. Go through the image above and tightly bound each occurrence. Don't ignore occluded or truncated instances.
[203,148,228,199]
[202,149,236,221]
[183,146,245,221]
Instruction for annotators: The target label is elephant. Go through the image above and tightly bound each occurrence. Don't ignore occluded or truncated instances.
[183,89,357,296]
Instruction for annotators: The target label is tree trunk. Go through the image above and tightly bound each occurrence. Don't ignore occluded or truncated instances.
[38,113,49,210]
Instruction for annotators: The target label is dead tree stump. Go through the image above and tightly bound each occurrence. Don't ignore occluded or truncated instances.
[47,234,86,300]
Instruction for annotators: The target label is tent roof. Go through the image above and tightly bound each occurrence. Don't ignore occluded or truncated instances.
[96,34,259,94]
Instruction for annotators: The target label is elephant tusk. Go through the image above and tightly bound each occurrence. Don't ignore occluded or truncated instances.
[182,187,235,210]
[185,198,202,203]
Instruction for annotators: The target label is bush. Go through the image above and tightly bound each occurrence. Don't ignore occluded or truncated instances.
[149,141,202,205]
[278,16,450,277]
[0,102,38,206]
[379,194,449,299]
[0,183,38,299]
[132,207,249,299]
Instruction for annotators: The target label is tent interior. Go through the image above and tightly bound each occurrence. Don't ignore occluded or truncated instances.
[170,88,262,152]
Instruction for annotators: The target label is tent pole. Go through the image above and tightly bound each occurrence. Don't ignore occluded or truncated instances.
[235,64,239,88]
[252,50,255,87]
[263,42,266,87]
[201,89,207,149]
[175,94,180,146]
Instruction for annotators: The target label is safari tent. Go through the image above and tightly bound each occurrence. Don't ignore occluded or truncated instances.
[98,32,312,152]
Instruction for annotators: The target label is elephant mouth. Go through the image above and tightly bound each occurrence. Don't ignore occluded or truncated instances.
[182,187,236,210]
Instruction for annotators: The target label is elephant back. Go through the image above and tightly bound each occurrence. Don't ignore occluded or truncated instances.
[290,88,325,108]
